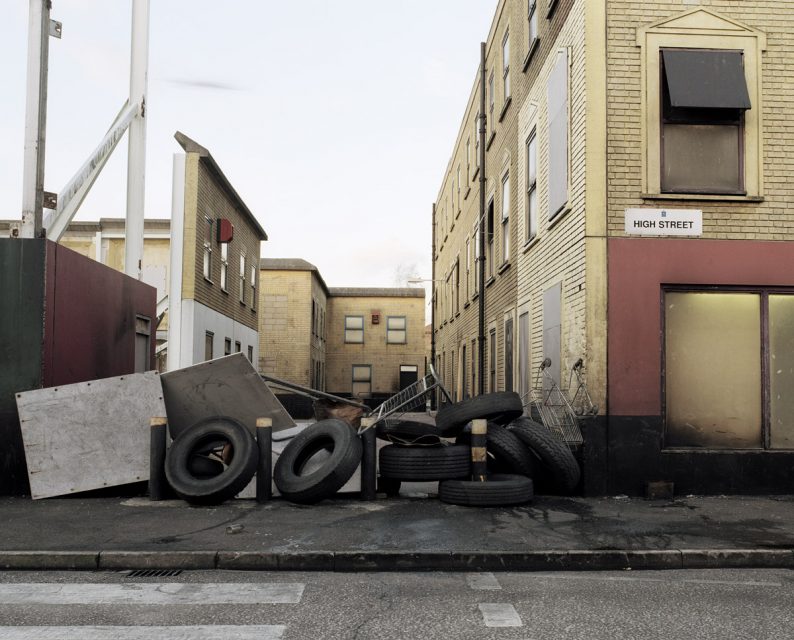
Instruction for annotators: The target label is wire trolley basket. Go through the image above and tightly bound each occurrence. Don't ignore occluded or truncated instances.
[527,358,597,446]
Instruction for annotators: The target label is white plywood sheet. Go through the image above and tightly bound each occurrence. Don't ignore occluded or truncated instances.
[16,372,166,499]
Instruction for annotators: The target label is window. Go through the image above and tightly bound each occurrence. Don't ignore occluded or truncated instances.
[526,130,538,241]
[454,259,460,314]
[250,265,257,310]
[312,299,317,337]
[660,49,749,194]
[345,316,364,343]
[489,328,497,392]
[387,316,406,344]
[239,254,246,303]
[501,172,511,263]
[456,165,461,212]
[352,365,372,398]
[475,113,481,169]
[486,199,495,278]
[519,311,530,404]
[471,338,477,397]
[466,138,471,185]
[234,340,241,353]
[528,0,538,49]
[220,242,229,291]
[664,289,794,449]
[502,31,511,101]
[204,331,214,361]
[473,221,480,294]
[547,49,569,219]
[465,237,471,300]
[224,337,232,356]
[247,345,253,362]
[461,344,468,400]
[504,315,514,393]
[638,11,763,198]
[203,218,213,280]
[488,73,495,135]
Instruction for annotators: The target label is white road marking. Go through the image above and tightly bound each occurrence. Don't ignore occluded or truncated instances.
[530,574,782,587]
[0,583,304,605]
[0,626,285,639]
[466,572,502,590]
[478,603,523,627]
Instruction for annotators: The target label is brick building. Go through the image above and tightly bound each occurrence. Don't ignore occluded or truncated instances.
[432,0,794,495]
[168,132,267,370]
[259,261,426,408]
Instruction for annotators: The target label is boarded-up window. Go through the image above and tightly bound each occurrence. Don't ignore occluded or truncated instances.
[547,49,568,219]
[345,316,364,343]
[352,365,372,398]
[387,316,406,344]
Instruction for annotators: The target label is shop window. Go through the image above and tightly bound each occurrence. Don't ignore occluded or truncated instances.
[664,289,794,449]
[345,316,364,343]
[352,365,372,398]
[387,316,407,344]
[660,49,749,194]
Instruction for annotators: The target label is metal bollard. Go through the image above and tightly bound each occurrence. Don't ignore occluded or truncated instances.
[256,417,273,503]
[360,417,377,500]
[470,419,488,482]
[149,417,168,501]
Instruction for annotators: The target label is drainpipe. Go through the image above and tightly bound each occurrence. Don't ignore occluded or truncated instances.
[430,202,437,408]
[477,42,487,396]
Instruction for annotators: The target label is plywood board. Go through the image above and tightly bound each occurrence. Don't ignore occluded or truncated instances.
[16,372,166,499]
[161,353,295,439]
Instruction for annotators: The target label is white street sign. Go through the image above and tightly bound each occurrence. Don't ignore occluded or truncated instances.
[625,208,702,236]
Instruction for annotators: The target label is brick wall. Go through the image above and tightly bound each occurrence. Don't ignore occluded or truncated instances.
[606,1,794,239]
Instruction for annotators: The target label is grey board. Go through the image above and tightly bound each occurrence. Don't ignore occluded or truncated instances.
[16,371,166,500]
[161,353,296,439]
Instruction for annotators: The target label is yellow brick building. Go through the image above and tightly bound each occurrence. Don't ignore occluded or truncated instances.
[432,0,794,495]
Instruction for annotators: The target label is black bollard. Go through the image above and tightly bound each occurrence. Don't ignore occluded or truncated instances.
[149,417,168,501]
[256,417,273,503]
[360,417,377,500]
[470,419,487,482]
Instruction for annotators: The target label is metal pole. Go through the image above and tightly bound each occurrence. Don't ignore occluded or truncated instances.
[477,42,487,396]
[256,417,272,503]
[430,202,437,410]
[124,0,150,279]
[20,0,51,239]
[149,416,168,500]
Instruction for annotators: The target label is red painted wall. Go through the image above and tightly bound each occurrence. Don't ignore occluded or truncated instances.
[608,238,794,416]
[41,241,157,387]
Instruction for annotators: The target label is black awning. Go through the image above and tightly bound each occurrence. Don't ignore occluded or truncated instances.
[662,49,751,110]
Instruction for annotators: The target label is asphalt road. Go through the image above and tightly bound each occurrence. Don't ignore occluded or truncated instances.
[0,568,792,639]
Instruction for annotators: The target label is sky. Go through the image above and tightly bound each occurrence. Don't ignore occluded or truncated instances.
[0,0,498,295]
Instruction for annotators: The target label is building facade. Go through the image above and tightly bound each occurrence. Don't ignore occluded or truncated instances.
[258,260,427,406]
[432,0,794,495]
[168,132,267,371]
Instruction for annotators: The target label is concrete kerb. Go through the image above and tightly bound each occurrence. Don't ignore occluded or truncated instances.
[1,548,792,571]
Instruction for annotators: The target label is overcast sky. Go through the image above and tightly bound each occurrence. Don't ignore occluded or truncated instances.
[0,1,497,292]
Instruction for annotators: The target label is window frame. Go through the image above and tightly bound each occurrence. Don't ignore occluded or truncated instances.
[502,30,511,101]
[662,285,794,451]
[352,364,372,398]
[501,171,511,264]
[220,241,229,292]
[526,128,538,242]
[345,315,364,344]
[637,13,765,199]
[386,315,407,345]
[203,218,213,281]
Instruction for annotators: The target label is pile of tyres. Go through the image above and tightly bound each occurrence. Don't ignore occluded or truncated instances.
[379,391,580,507]
[161,391,581,508]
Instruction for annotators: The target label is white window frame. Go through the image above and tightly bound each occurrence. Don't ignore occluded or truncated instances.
[220,242,229,291]
[502,30,511,101]
[501,172,511,263]
[526,128,538,242]
[239,253,246,303]
[203,218,213,281]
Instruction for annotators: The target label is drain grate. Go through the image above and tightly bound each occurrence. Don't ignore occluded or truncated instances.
[126,569,183,578]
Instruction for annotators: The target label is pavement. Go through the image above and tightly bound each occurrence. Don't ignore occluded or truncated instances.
[1,490,793,573]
